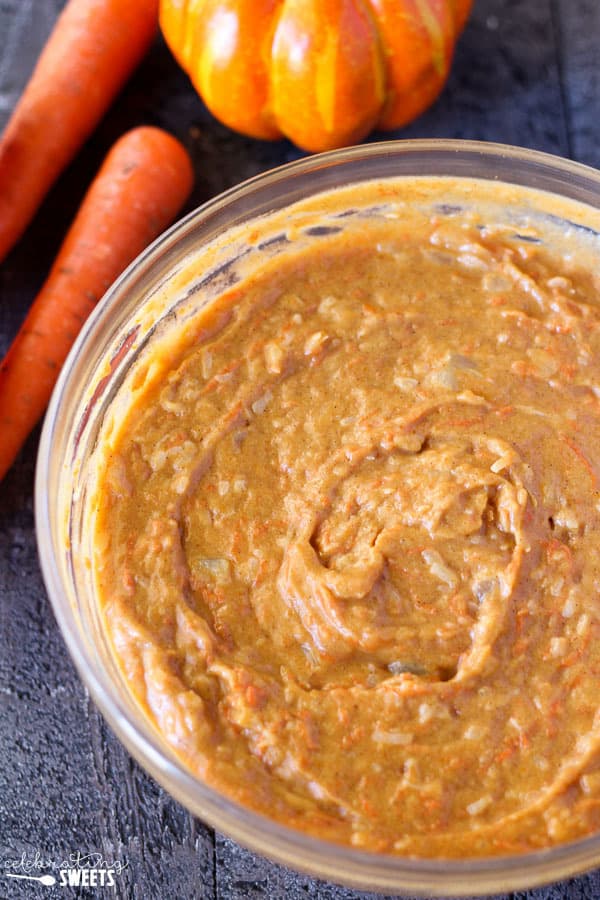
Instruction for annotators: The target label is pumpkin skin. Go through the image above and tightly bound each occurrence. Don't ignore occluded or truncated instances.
[160,0,473,152]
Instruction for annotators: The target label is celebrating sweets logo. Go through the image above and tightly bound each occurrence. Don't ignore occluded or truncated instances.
[2,851,127,889]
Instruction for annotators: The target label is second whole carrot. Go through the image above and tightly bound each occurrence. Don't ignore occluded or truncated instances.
[0,125,194,481]
[0,0,160,264]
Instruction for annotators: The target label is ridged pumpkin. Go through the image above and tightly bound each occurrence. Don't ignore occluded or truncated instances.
[160,0,473,153]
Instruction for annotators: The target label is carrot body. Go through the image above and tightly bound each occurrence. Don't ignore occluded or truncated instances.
[0,0,159,263]
[0,126,194,480]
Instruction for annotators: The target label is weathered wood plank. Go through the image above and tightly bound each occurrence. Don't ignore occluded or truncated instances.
[2,0,600,898]
[555,0,600,168]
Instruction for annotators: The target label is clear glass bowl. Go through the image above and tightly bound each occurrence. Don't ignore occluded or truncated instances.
[36,140,600,896]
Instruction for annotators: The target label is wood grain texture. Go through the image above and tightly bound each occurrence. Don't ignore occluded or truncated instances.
[1,1,600,898]
[554,0,600,169]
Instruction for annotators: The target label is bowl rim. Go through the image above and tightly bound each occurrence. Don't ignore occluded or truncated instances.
[36,138,600,896]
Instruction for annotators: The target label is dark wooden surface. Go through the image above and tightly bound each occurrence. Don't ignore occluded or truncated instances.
[1,2,600,898]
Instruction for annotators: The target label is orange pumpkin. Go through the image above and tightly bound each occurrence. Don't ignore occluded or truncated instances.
[160,0,473,153]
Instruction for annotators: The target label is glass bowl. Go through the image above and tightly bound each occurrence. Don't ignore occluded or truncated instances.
[36,139,600,896]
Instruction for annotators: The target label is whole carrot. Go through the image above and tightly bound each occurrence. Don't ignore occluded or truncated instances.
[0,0,159,264]
[0,126,194,481]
